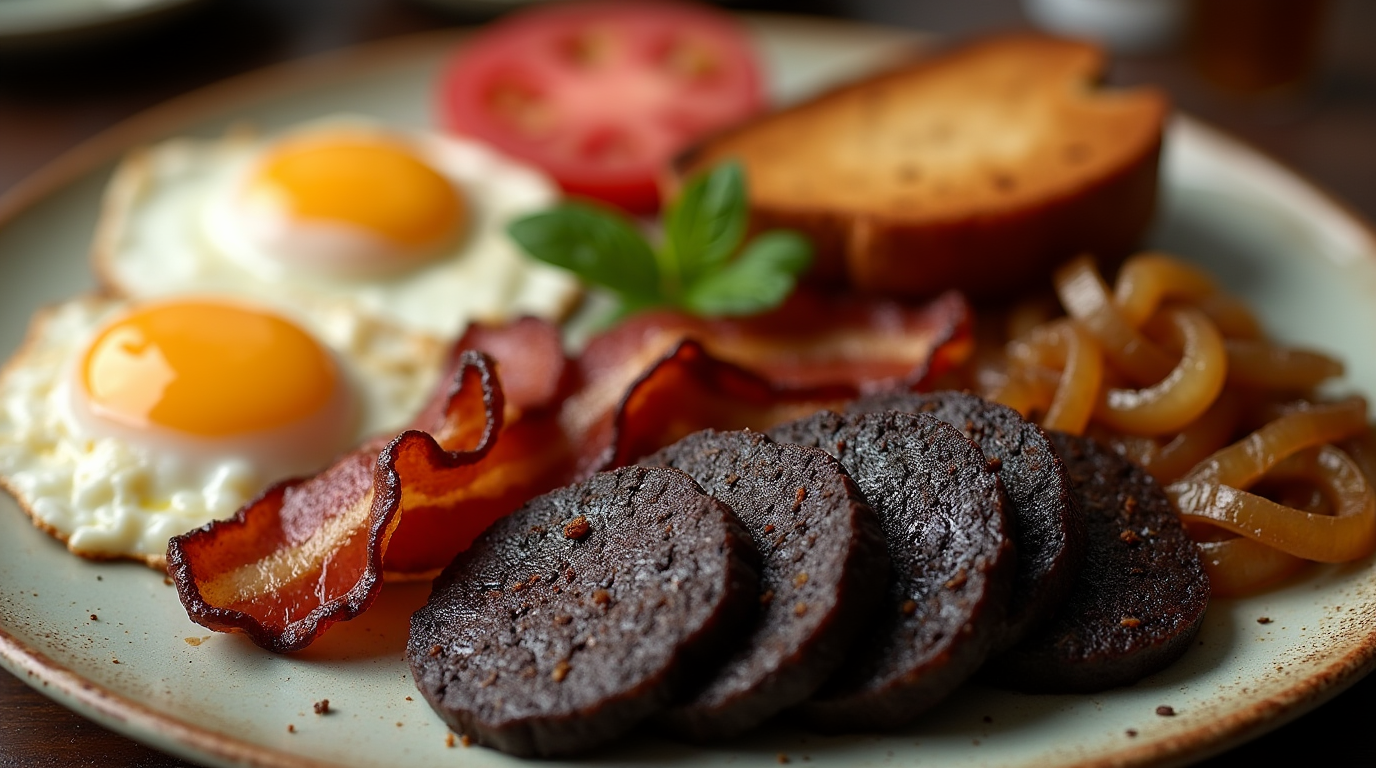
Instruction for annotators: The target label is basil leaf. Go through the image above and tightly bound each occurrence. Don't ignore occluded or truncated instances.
[508,204,661,302]
[662,160,748,291]
[682,230,812,317]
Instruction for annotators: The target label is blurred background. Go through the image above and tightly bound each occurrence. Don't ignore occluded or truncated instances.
[1,0,1372,214]
[0,1,1372,766]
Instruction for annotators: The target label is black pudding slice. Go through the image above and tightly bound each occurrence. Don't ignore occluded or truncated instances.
[639,430,890,741]
[768,411,1016,731]
[407,466,759,758]
[846,390,1086,651]
[993,433,1209,693]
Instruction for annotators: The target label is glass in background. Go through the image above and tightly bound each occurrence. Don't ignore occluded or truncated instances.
[1188,0,1329,94]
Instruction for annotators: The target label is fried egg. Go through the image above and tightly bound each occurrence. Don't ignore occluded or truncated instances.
[94,117,581,338]
[0,295,443,565]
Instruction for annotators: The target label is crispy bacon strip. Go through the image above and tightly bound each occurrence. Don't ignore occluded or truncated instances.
[580,289,971,393]
[575,339,854,473]
[386,291,969,565]
[382,319,574,574]
[566,289,971,459]
[447,316,571,412]
[566,290,969,473]
[167,352,504,653]
[170,291,972,652]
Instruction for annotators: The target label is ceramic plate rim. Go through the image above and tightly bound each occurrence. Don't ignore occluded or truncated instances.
[1,15,1375,768]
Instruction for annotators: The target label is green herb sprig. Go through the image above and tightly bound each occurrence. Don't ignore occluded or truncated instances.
[508,162,812,320]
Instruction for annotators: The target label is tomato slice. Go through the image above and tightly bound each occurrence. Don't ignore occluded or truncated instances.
[436,0,764,214]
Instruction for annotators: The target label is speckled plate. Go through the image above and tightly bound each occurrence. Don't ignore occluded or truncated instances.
[1,14,1375,768]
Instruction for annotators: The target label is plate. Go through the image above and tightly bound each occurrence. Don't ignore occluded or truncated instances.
[0,0,203,48]
[1,14,1375,768]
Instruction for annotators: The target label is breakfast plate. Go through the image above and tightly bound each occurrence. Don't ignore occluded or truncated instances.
[2,13,1376,768]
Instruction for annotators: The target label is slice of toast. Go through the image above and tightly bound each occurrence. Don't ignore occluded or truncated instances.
[674,34,1167,299]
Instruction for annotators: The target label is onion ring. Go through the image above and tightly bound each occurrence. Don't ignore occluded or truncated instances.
[1170,438,1376,563]
[1105,396,1242,484]
[1193,293,1263,340]
[1225,340,1344,391]
[1147,396,1242,483]
[988,365,1058,418]
[1055,255,1175,386]
[1176,398,1368,487]
[1004,320,1102,434]
[1113,253,1216,328]
[1005,295,1060,342]
[1194,536,1309,598]
[1093,307,1228,436]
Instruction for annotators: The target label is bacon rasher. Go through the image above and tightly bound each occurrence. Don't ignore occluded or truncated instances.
[170,291,971,651]
[580,289,971,392]
[381,318,576,575]
[167,352,506,652]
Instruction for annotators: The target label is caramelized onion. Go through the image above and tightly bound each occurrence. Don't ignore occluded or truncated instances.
[997,249,1367,595]
[1225,340,1344,391]
[1113,253,1216,328]
[1004,320,1102,434]
[1194,536,1309,598]
[1146,396,1242,483]
[1193,293,1264,340]
[1055,255,1175,386]
[1005,295,1060,342]
[1338,426,1376,485]
[1186,447,1343,597]
[988,365,1058,419]
[1176,398,1368,487]
[1102,396,1242,484]
[1094,308,1228,436]
[1170,440,1376,563]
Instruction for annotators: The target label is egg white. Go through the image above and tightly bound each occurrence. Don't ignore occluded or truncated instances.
[93,117,582,338]
[0,295,444,566]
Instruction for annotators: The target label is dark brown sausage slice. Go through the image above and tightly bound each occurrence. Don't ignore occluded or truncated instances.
[768,410,1015,731]
[407,466,758,757]
[991,432,1209,693]
[846,390,1085,650]
[639,429,890,740]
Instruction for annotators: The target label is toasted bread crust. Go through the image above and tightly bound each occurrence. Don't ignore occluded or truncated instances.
[675,34,1166,298]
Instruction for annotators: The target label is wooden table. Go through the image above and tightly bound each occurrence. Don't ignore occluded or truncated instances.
[1,0,1373,765]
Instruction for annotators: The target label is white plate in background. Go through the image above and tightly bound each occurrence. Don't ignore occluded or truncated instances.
[0,0,202,47]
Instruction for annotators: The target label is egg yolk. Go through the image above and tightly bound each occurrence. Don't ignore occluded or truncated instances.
[247,134,466,250]
[81,301,339,438]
